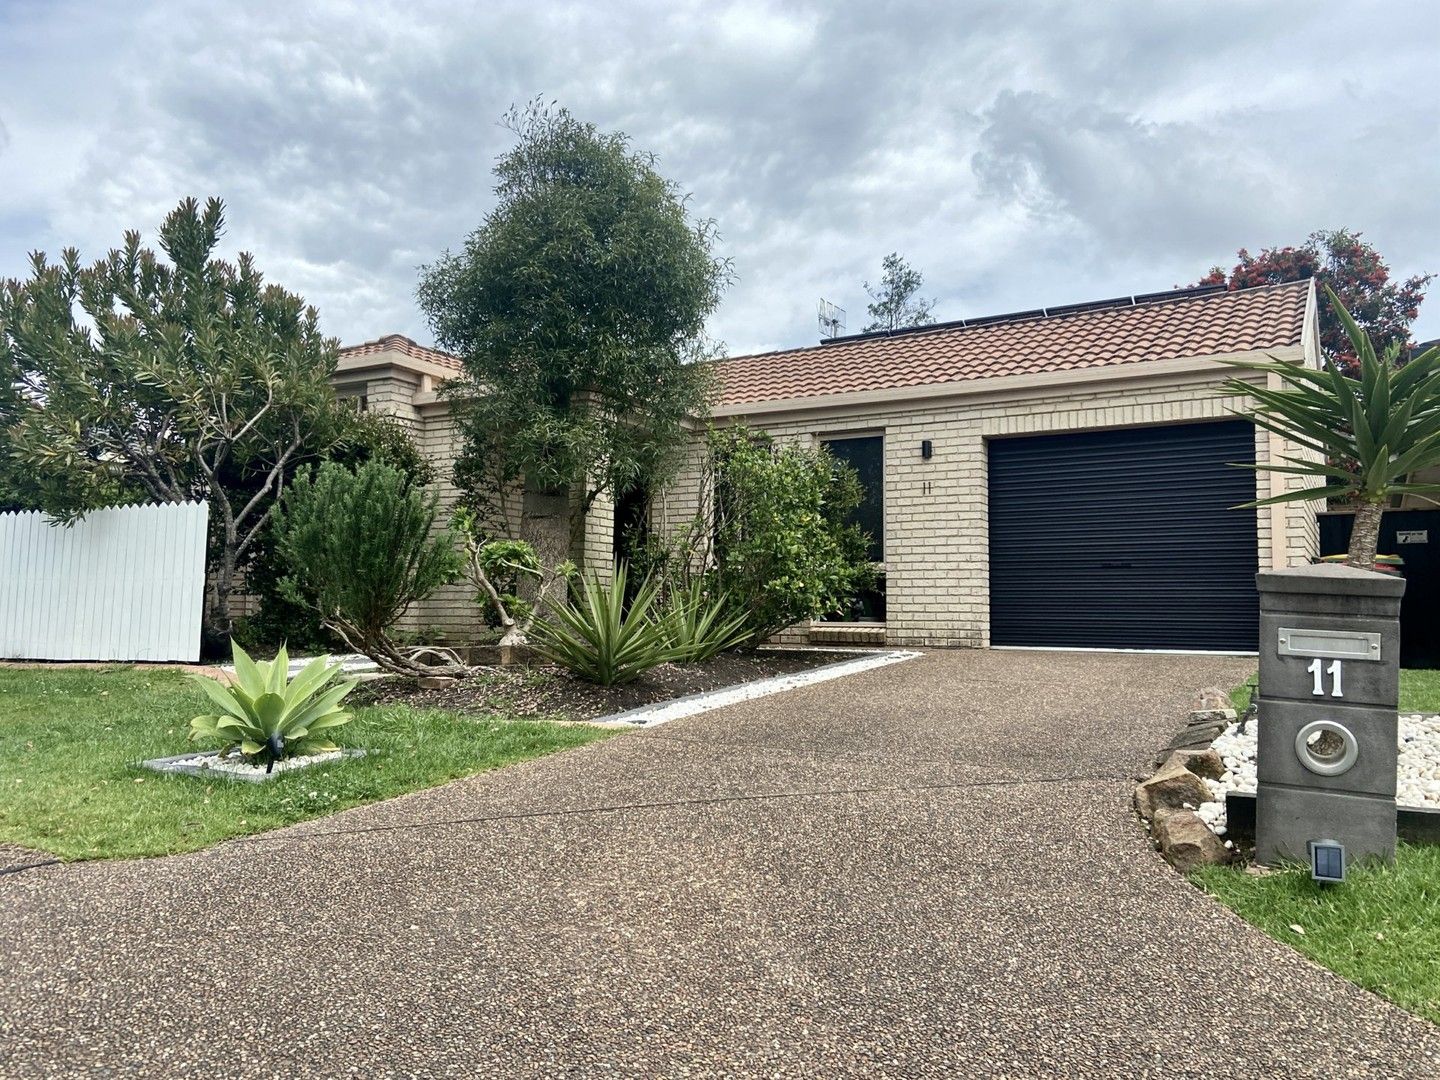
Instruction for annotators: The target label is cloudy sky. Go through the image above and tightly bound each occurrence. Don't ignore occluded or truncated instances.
[2,0,1437,355]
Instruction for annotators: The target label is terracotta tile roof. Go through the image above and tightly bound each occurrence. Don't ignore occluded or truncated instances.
[715,280,1311,408]
[338,333,462,371]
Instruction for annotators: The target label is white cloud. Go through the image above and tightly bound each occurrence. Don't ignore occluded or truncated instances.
[0,0,1436,352]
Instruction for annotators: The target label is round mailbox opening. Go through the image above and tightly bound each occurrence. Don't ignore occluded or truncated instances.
[1294,720,1359,776]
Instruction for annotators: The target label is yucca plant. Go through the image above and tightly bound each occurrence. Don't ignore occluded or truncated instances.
[659,578,752,663]
[531,564,678,686]
[189,641,357,773]
[1222,286,1440,568]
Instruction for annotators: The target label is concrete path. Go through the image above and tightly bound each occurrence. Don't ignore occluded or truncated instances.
[3,650,1438,1078]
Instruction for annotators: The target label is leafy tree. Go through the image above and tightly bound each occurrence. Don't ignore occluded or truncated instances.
[417,101,729,606]
[0,197,343,640]
[862,252,937,332]
[0,454,53,514]
[1222,288,1440,568]
[1197,229,1430,370]
[687,426,875,643]
[271,461,465,676]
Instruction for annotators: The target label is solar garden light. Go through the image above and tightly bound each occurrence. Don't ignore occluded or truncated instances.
[1307,839,1346,884]
[1254,565,1403,867]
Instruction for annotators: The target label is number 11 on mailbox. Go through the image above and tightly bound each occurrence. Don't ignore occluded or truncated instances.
[1307,658,1343,698]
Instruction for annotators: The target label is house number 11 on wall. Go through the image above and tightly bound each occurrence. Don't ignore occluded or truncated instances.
[1308,658,1343,698]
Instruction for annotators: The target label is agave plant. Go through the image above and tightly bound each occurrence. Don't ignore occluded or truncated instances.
[189,642,357,773]
[659,578,752,663]
[1222,286,1440,568]
[531,564,679,686]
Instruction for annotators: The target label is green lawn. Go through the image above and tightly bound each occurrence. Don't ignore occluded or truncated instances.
[1230,668,1440,713]
[1398,669,1440,712]
[1194,845,1440,1025]
[1210,668,1440,1026]
[0,666,615,861]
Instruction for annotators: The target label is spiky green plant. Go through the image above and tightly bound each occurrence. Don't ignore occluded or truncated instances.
[189,641,357,772]
[659,578,751,663]
[531,564,678,686]
[1222,286,1440,568]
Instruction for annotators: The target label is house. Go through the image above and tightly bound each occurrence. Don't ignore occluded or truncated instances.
[336,278,1322,653]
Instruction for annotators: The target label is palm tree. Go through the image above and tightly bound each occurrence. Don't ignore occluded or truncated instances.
[1222,286,1440,569]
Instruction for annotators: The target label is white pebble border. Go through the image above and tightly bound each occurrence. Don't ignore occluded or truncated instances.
[148,748,350,778]
[596,649,923,728]
[1199,713,1440,834]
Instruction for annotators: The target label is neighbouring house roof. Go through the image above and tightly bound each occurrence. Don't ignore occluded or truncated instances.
[715,280,1313,408]
[338,333,462,371]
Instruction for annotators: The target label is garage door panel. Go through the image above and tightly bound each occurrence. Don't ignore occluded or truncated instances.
[988,420,1258,650]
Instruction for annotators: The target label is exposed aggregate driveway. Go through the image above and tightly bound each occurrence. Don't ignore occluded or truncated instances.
[3,649,1439,1078]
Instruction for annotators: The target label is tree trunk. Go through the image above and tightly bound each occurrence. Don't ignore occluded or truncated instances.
[519,482,572,607]
[1346,499,1385,569]
[203,552,235,656]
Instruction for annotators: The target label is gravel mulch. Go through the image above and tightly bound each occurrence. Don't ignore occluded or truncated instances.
[350,648,856,722]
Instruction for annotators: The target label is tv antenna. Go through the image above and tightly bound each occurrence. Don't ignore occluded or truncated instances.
[817,298,846,340]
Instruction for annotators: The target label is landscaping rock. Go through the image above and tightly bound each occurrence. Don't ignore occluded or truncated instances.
[1152,808,1233,873]
[1188,707,1237,727]
[497,644,535,667]
[1152,725,1227,766]
[1170,747,1226,781]
[1134,759,1214,821]
[1195,686,1234,711]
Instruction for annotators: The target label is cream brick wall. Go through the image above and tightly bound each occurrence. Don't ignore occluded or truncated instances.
[654,360,1319,649]
[321,345,1321,650]
[405,397,618,640]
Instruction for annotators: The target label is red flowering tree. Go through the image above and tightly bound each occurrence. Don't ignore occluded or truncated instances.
[1196,229,1431,371]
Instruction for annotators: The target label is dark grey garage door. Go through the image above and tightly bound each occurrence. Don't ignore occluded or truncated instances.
[988,420,1259,651]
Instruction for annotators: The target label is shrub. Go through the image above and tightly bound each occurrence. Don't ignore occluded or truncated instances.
[700,427,875,643]
[271,461,464,675]
[235,412,437,654]
[189,642,356,773]
[531,564,676,686]
[659,578,750,662]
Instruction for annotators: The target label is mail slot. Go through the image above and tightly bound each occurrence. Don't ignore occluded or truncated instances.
[1277,627,1382,662]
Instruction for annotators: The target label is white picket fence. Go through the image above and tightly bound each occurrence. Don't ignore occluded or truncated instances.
[0,501,209,662]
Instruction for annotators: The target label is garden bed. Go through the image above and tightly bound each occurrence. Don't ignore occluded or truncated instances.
[352,647,861,722]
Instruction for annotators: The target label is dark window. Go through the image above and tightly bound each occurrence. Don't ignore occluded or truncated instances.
[825,573,886,622]
[824,435,884,561]
[822,434,885,623]
[612,484,650,565]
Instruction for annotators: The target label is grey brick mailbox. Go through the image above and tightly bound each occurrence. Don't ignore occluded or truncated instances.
[1255,564,1404,866]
